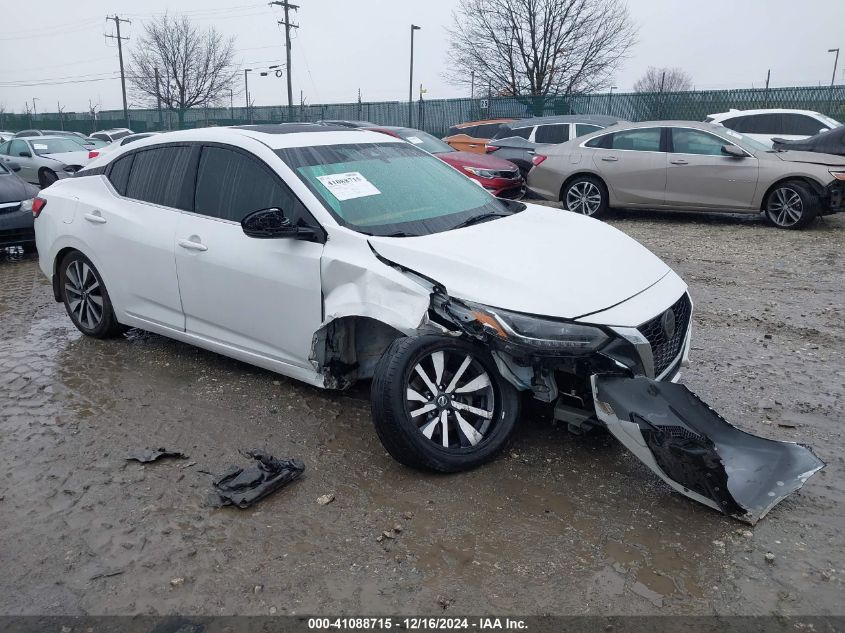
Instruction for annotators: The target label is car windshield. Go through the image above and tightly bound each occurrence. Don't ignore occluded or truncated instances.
[30,138,83,155]
[395,130,454,154]
[277,142,521,237]
[818,114,841,130]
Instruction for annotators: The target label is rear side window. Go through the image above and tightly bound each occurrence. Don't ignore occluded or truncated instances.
[585,134,611,148]
[108,153,134,195]
[727,114,782,135]
[781,114,827,136]
[472,123,505,138]
[194,145,309,224]
[534,124,569,144]
[124,146,195,209]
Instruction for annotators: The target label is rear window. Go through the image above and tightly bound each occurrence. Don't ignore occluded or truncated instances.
[110,130,132,141]
[108,153,134,195]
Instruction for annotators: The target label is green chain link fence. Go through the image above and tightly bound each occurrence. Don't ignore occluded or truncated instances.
[3,85,843,138]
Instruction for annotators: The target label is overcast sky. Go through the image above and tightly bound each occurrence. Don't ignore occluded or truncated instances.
[1,0,843,115]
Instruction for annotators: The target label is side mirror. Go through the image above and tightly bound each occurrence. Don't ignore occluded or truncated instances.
[7,161,21,172]
[819,127,830,134]
[721,144,746,158]
[18,151,32,158]
[241,207,318,241]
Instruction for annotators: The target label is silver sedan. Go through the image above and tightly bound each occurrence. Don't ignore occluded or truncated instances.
[0,136,91,188]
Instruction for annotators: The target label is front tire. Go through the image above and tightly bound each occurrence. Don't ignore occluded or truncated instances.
[764,181,818,229]
[59,251,125,338]
[561,175,608,218]
[39,169,58,189]
[371,335,519,473]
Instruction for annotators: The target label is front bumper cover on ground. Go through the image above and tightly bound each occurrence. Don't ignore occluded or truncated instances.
[591,375,824,524]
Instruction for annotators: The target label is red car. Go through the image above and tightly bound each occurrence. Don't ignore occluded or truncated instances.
[363,126,525,199]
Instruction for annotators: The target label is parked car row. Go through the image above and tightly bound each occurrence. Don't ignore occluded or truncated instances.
[29,123,824,522]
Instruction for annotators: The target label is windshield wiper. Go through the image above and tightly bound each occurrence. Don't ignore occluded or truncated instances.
[452,211,511,230]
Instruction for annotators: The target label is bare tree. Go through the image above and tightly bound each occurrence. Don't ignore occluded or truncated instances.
[634,66,692,93]
[127,14,238,128]
[445,0,636,104]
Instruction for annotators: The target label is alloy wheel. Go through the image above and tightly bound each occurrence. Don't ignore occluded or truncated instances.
[767,187,803,227]
[405,349,496,450]
[65,260,104,330]
[565,181,602,215]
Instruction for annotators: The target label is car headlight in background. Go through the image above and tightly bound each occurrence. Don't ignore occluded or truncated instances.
[463,166,497,179]
[451,300,610,353]
[829,171,845,181]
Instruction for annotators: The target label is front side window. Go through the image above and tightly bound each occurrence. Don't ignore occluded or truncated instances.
[10,140,29,157]
[672,128,736,156]
[781,114,829,136]
[735,114,782,135]
[534,124,569,144]
[0,141,10,155]
[610,128,662,152]
[277,142,521,237]
[194,145,308,224]
[124,146,195,209]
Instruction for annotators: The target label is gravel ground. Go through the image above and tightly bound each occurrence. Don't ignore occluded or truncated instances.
[0,208,843,616]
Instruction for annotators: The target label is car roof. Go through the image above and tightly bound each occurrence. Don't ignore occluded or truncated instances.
[510,114,624,128]
[707,108,826,119]
[453,118,517,128]
[22,135,81,142]
[89,125,404,158]
[585,120,740,135]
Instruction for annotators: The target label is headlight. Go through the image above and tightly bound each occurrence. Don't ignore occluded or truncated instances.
[829,171,845,181]
[20,198,33,212]
[463,166,498,179]
[63,165,79,174]
[453,300,610,353]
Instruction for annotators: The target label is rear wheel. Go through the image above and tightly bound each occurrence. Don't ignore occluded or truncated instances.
[764,181,818,229]
[59,251,125,338]
[39,169,58,189]
[561,175,608,218]
[371,335,519,473]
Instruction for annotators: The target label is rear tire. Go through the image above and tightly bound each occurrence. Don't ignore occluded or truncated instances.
[371,335,519,473]
[561,175,609,218]
[764,181,818,229]
[39,169,58,189]
[59,251,126,338]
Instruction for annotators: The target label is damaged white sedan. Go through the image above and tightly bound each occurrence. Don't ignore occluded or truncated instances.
[33,124,823,523]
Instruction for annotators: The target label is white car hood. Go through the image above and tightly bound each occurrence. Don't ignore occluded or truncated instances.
[42,150,90,166]
[368,203,670,319]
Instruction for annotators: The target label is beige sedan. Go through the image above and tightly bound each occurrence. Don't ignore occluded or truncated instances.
[527,121,845,229]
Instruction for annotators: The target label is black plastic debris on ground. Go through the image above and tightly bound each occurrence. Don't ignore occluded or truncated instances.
[210,450,305,509]
[126,448,188,463]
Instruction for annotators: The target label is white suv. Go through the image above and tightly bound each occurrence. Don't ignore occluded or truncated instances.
[706,109,841,147]
[30,124,822,522]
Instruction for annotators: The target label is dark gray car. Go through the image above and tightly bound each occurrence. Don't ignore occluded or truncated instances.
[772,125,845,156]
[487,115,626,176]
[0,161,39,252]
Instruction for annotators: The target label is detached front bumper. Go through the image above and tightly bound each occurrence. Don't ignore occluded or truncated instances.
[824,180,845,214]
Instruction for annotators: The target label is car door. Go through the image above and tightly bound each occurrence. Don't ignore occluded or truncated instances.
[665,127,759,209]
[174,144,324,369]
[77,146,192,331]
[590,127,667,205]
[5,140,38,183]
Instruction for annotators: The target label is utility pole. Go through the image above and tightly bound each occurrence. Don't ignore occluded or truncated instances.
[154,67,163,130]
[57,101,65,130]
[106,15,131,129]
[764,69,771,108]
[470,70,475,100]
[828,48,840,115]
[409,24,421,127]
[269,1,299,112]
[244,68,253,123]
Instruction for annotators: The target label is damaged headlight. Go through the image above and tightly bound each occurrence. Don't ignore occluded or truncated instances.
[452,300,610,353]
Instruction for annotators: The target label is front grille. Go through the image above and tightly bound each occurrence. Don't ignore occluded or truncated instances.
[637,293,691,377]
[492,168,520,179]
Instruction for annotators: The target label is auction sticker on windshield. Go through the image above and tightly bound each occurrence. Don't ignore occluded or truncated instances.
[316,172,381,200]
[406,136,424,144]
[33,143,48,150]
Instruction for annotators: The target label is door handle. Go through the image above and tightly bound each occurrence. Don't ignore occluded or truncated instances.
[468,144,478,148]
[670,159,689,165]
[84,212,107,224]
[178,238,208,252]
[600,156,619,162]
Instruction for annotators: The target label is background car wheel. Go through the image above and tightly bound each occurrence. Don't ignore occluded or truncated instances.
[561,176,608,218]
[22,242,37,254]
[371,335,519,473]
[39,169,58,189]
[59,251,126,338]
[764,181,818,230]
